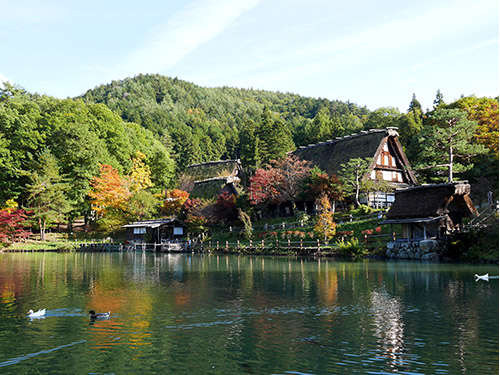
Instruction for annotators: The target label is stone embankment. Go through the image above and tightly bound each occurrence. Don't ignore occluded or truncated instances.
[385,239,443,261]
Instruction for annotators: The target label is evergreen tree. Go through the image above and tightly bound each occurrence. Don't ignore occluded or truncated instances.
[256,106,294,165]
[25,149,70,241]
[433,89,445,109]
[416,108,488,182]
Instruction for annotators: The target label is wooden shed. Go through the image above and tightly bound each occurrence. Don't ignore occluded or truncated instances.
[382,182,479,241]
[293,127,417,207]
[122,218,185,243]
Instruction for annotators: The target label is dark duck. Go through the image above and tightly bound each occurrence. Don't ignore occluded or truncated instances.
[89,310,110,319]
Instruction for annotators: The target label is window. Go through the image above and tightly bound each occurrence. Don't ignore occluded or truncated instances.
[133,227,146,234]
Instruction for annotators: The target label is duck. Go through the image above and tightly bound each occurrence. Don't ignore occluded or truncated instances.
[27,308,46,318]
[89,310,110,319]
[474,273,489,282]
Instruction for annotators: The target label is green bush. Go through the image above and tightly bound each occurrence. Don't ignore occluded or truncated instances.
[336,237,367,258]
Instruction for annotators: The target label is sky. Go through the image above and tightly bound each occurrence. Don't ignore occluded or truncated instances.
[1,0,498,111]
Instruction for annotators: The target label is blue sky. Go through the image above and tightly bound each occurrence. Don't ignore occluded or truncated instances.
[1,0,498,111]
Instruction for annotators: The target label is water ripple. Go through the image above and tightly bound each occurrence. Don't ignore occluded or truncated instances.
[0,339,87,367]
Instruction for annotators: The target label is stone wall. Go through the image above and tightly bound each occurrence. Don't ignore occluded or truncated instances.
[386,239,444,261]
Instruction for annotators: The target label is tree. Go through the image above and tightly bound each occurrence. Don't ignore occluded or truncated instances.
[25,149,70,241]
[303,168,344,205]
[363,107,403,130]
[238,209,253,241]
[338,157,373,207]
[314,193,336,241]
[450,96,499,157]
[408,93,422,112]
[248,155,312,213]
[215,191,238,223]
[128,151,153,192]
[256,107,295,165]
[417,108,488,182]
[0,208,30,245]
[126,190,160,222]
[400,94,424,160]
[163,189,190,216]
[248,167,283,206]
[433,89,445,109]
[88,164,131,219]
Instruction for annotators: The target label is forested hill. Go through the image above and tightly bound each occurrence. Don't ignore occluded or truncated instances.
[80,74,372,171]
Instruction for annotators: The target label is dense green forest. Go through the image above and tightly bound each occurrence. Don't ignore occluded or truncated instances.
[0,74,497,236]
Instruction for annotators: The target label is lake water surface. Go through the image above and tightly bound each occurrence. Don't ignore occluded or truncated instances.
[0,252,498,374]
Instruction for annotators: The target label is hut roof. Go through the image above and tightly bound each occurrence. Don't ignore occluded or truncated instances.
[186,159,242,181]
[122,218,184,228]
[385,182,479,220]
[189,177,239,199]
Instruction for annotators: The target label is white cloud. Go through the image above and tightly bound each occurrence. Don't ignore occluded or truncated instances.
[119,0,262,76]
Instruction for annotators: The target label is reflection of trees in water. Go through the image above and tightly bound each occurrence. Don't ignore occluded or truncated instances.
[371,289,405,363]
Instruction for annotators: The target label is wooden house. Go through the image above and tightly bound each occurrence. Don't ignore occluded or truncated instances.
[382,182,479,241]
[292,127,418,207]
[122,218,185,243]
[186,159,243,199]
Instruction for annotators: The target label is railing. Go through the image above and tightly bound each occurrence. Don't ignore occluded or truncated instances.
[191,233,394,254]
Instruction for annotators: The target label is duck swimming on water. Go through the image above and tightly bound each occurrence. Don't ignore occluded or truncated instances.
[89,310,110,319]
[27,309,46,318]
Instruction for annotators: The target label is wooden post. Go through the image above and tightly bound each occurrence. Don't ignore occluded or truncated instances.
[317,239,320,252]
[226,241,229,251]
[237,240,240,251]
[300,239,303,251]
[261,239,264,250]
[217,241,219,250]
[288,239,290,249]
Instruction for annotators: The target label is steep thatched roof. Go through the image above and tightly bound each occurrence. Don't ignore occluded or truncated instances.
[186,159,242,181]
[292,127,417,185]
[189,177,239,200]
[385,182,479,220]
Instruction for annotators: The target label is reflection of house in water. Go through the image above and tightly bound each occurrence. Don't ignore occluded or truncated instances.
[371,289,405,361]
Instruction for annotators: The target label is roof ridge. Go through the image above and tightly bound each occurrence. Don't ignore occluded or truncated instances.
[295,128,395,151]
[187,159,240,169]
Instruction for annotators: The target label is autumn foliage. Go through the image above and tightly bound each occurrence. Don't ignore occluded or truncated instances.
[163,189,190,216]
[248,155,312,206]
[0,208,30,244]
[88,164,132,217]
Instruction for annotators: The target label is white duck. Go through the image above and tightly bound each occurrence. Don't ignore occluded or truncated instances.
[474,273,489,282]
[27,308,46,318]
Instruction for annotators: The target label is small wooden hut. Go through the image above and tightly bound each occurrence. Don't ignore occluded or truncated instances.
[293,127,417,207]
[382,182,479,241]
[122,218,185,243]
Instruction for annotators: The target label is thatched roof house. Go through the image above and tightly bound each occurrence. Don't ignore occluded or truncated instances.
[383,182,479,240]
[185,160,243,199]
[189,176,240,199]
[186,159,242,181]
[292,127,417,207]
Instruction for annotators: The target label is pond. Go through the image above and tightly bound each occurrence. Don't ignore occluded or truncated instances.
[0,252,497,374]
